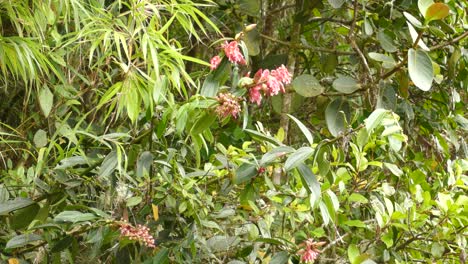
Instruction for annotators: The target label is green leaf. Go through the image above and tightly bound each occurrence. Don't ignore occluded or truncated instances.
[54,211,97,223]
[425,3,450,21]
[191,113,216,135]
[297,164,321,204]
[33,129,48,148]
[292,74,323,97]
[39,86,53,117]
[287,114,313,145]
[0,198,36,215]
[239,0,260,16]
[384,163,403,177]
[365,108,388,133]
[136,151,153,178]
[332,76,360,94]
[51,236,74,252]
[285,147,313,171]
[325,98,350,137]
[377,30,397,53]
[348,244,360,264]
[328,0,345,9]
[244,29,260,56]
[260,146,295,165]
[244,129,282,145]
[408,48,433,91]
[5,234,43,249]
[9,203,40,229]
[343,220,367,228]
[403,12,423,28]
[349,193,369,203]
[126,196,142,207]
[234,163,257,184]
[407,22,429,51]
[150,248,169,264]
[270,251,289,264]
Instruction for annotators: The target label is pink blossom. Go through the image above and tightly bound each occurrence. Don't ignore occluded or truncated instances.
[271,64,292,84]
[253,69,269,83]
[119,222,155,248]
[301,248,320,263]
[249,85,262,105]
[222,41,246,65]
[215,92,241,119]
[210,55,222,70]
[297,239,324,263]
[266,75,283,96]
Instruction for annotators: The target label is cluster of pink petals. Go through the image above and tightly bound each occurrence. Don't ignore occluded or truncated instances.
[215,92,241,119]
[210,55,221,70]
[297,238,324,263]
[249,65,292,105]
[222,41,246,65]
[119,222,155,248]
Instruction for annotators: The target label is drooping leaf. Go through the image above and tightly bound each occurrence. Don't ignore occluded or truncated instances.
[365,108,388,133]
[9,203,40,229]
[297,163,321,204]
[136,151,153,177]
[5,234,43,249]
[332,76,360,94]
[234,163,257,184]
[292,74,323,97]
[0,198,36,215]
[325,98,350,137]
[285,147,313,171]
[260,146,295,166]
[403,12,423,28]
[287,114,313,145]
[408,48,433,91]
[407,22,429,51]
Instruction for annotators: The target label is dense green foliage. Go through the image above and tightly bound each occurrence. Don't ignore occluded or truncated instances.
[0,0,467,263]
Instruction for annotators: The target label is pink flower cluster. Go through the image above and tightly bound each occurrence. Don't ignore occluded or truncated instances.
[215,92,241,119]
[297,239,324,263]
[119,222,155,248]
[209,41,246,71]
[210,55,221,70]
[249,65,292,105]
[222,41,246,65]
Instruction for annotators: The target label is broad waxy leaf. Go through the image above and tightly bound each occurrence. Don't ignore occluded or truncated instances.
[234,163,257,184]
[284,147,313,171]
[425,3,450,21]
[287,114,313,145]
[408,48,433,91]
[297,163,321,203]
[292,74,323,97]
[54,211,97,223]
[325,98,351,137]
[0,198,36,215]
[332,76,360,94]
[6,234,43,249]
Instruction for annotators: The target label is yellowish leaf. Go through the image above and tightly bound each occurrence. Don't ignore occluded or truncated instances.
[9,258,20,264]
[152,204,159,221]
